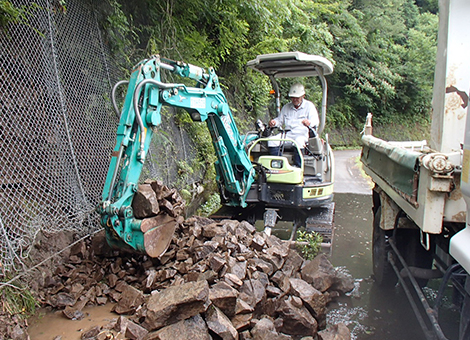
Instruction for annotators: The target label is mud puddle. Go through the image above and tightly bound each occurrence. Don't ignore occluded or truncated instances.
[28,303,116,340]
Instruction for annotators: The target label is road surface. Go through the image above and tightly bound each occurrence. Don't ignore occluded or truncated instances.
[329,150,427,340]
[333,149,372,195]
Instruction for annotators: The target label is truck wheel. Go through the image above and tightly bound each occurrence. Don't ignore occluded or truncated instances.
[398,228,434,288]
[372,206,397,288]
[460,277,470,340]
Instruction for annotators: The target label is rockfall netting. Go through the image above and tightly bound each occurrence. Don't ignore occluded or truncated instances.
[0,0,199,274]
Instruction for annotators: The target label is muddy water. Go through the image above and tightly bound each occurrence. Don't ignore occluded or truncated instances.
[330,193,426,340]
[28,304,116,340]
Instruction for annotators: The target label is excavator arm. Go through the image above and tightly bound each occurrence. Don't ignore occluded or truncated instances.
[98,55,256,257]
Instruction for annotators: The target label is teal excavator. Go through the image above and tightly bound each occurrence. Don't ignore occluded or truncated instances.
[98,52,335,257]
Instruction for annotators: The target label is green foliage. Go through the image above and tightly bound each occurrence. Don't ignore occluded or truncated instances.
[326,0,437,126]
[415,0,438,14]
[296,231,323,260]
[101,0,439,206]
[0,1,23,27]
[175,160,194,188]
[100,0,140,71]
[0,1,41,34]
[196,193,221,217]
[1,282,38,318]
[103,0,438,130]
[174,109,218,196]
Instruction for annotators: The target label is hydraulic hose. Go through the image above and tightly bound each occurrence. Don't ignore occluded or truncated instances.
[111,80,129,119]
[132,79,186,158]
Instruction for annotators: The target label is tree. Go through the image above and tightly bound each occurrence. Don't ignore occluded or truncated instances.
[322,0,437,127]
[104,0,438,129]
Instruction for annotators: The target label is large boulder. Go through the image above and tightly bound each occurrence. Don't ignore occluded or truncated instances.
[301,254,337,292]
[145,314,211,340]
[274,296,318,337]
[143,280,210,331]
[318,323,351,340]
[205,305,239,340]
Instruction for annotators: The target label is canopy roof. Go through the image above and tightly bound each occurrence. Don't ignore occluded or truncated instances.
[246,52,334,78]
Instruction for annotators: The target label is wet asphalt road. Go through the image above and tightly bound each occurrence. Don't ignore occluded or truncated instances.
[330,149,429,340]
[333,149,372,195]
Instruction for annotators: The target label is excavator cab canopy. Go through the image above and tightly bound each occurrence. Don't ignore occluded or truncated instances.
[246,51,333,78]
[247,51,334,135]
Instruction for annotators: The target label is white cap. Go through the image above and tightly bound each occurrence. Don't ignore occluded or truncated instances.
[288,83,305,97]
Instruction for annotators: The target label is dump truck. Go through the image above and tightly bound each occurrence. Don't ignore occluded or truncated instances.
[360,1,470,339]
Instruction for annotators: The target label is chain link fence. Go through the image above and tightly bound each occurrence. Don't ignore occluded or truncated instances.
[0,0,200,274]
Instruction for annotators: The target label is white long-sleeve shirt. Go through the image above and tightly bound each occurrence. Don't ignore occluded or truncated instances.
[269,99,319,148]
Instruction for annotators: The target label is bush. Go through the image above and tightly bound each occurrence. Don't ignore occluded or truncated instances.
[296,230,323,260]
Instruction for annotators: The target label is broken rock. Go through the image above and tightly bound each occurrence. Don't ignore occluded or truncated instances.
[209,281,238,317]
[230,313,252,331]
[113,282,145,314]
[143,280,210,331]
[251,317,291,340]
[332,267,355,294]
[288,277,326,317]
[301,254,337,292]
[133,184,160,219]
[125,320,149,340]
[240,279,266,308]
[205,305,238,340]
[145,314,211,340]
[274,296,318,337]
[318,323,351,340]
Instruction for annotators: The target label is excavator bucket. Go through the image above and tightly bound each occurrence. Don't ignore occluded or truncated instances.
[100,180,185,258]
[143,219,179,258]
[140,214,182,258]
[137,183,185,258]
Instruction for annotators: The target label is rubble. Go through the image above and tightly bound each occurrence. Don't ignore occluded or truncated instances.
[318,323,351,340]
[143,280,210,330]
[5,182,355,340]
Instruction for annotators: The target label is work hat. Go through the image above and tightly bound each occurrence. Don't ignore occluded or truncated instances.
[288,83,305,97]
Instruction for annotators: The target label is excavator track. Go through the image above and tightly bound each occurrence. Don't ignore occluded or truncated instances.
[304,202,335,245]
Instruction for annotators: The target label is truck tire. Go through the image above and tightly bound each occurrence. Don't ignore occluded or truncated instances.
[372,206,397,288]
[398,228,434,288]
[459,276,470,340]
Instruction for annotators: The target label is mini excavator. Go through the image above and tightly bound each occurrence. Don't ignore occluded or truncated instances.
[98,52,335,257]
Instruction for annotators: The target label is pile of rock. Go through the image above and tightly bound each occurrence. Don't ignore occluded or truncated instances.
[20,181,356,340]
[30,213,354,340]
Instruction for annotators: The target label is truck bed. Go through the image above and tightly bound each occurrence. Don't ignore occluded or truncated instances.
[361,134,466,234]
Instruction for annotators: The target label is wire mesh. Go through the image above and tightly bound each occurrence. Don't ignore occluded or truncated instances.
[0,0,201,274]
[0,0,119,272]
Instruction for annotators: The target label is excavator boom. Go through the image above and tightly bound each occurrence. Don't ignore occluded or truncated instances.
[98,55,255,257]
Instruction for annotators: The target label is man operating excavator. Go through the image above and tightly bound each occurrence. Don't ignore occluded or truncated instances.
[268,83,319,167]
